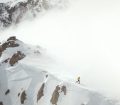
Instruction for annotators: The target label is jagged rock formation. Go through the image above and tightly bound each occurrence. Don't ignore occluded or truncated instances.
[0,36,25,66]
[0,0,67,28]
[0,36,19,57]
[20,90,27,104]
[9,51,25,66]
[50,85,67,105]
[2,39,19,50]
[50,85,60,105]
[37,83,45,102]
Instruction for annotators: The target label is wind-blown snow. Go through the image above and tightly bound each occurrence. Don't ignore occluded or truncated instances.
[0,37,118,105]
[0,0,120,103]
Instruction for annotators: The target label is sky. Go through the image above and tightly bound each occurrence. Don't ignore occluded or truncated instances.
[1,0,120,101]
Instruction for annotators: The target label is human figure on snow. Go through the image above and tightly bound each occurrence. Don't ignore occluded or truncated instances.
[76,76,80,84]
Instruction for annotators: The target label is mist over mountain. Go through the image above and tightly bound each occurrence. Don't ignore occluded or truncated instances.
[0,36,118,105]
[0,0,120,105]
[0,0,67,28]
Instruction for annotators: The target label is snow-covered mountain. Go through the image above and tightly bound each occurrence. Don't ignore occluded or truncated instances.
[0,0,67,28]
[0,36,118,105]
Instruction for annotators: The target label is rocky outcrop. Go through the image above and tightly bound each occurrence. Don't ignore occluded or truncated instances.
[0,0,64,28]
[20,90,27,104]
[0,102,3,105]
[61,85,67,95]
[2,40,19,50]
[0,36,25,66]
[0,36,19,57]
[5,89,10,95]
[50,85,60,105]
[0,3,12,27]
[9,51,25,66]
[0,0,40,27]
[37,83,45,102]
[7,36,17,41]
[0,46,2,57]
[50,85,67,105]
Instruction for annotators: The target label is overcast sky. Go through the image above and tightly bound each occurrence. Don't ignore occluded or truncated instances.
[1,0,120,101]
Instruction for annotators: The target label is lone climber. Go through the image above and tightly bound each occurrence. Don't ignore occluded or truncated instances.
[76,76,80,84]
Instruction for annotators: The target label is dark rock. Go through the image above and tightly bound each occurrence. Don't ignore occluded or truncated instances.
[0,46,2,57]
[2,40,19,50]
[5,89,10,95]
[20,90,27,104]
[9,51,25,66]
[18,93,20,97]
[0,102,3,105]
[7,36,17,41]
[0,3,12,27]
[46,74,48,78]
[2,58,10,63]
[61,85,67,95]
[0,37,19,57]
[50,85,60,105]
[37,83,45,102]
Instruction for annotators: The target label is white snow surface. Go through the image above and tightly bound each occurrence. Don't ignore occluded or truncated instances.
[0,0,120,104]
[0,38,118,105]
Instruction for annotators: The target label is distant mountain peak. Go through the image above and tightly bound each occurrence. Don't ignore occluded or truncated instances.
[0,0,67,28]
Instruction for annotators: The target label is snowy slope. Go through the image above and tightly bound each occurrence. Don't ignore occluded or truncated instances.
[0,36,118,105]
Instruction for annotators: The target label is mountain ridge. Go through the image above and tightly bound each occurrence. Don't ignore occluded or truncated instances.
[0,36,118,105]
